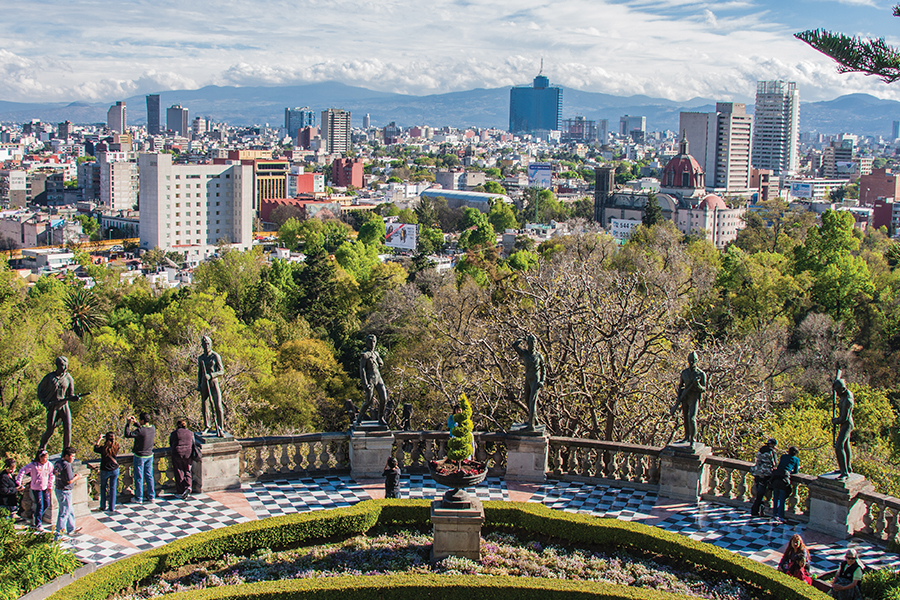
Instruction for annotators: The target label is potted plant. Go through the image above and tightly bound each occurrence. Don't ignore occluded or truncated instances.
[428,393,487,508]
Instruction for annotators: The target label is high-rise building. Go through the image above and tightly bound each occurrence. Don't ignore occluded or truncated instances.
[752,80,800,176]
[98,152,138,211]
[285,107,315,137]
[138,153,254,263]
[332,157,364,188]
[619,115,646,137]
[893,120,900,140]
[598,119,609,145]
[562,116,597,143]
[107,101,126,133]
[167,104,190,136]
[254,159,289,208]
[57,121,73,139]
[679,102,753,194]
[192,117,207,136]
[146,95,161,135]
[321,109,351,154]
[363,113,371,129]
[509,74,562,134]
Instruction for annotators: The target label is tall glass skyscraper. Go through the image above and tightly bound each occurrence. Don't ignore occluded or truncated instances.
[509,74,562,134]
[751,81,799,176]
[146,94,161,135]
[285,107,315,136]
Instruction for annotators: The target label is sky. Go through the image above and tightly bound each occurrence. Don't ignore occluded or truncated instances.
[0,0,898,104]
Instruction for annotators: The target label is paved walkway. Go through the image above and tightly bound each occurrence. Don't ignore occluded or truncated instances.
[57,475,900,575]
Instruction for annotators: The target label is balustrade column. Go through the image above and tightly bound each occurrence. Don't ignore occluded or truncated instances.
[658,443,712,503]
[194,435,242,492]
[505,431,549,483]
[807,473,874,539]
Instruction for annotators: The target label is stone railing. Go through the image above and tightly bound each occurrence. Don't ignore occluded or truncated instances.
[84,449,177,503]
[238,433,350,481]
[702,456,812,521]
[548,437,662,489]
[856,490,900,545]
[391,432,506,476]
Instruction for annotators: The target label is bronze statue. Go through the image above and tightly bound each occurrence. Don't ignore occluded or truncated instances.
[671,351,706,445]
[198,336,227,437]
[357,334,388,427]
[38,357,84,451]
[832,377,854,478]
[513,334,546,430]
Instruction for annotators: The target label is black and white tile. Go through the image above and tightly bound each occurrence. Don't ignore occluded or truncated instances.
[529,480,658,521]
[243,475,373,519]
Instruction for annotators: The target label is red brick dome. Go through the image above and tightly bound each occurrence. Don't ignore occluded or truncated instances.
[662,134,705,189]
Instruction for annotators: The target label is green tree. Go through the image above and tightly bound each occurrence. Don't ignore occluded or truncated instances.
[457,208,496,250]
[483,181,506,195]
[417,226,445,254]
[642,193,663,227]
[488,201,518,233]
[796,5,900,83]
[74,214,100,239]
[64,286,107,338]
[358,214,386,246]
[278,217,303,251]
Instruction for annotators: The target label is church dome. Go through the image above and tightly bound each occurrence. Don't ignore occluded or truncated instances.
[699,193,727,210]
[661,134,705,190]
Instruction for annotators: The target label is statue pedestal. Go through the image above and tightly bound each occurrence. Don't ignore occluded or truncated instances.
[350,429,395,479]
[807,473,874,539]
[431,498,484,561]
[194,437,242,493]
[71,462,91,519]
[505,430,549,483]
[659,442,711,503]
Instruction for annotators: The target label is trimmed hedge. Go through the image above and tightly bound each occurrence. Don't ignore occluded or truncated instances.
[47,499,830,600]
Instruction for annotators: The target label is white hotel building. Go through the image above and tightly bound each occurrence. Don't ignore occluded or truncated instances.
[139,153,254,265]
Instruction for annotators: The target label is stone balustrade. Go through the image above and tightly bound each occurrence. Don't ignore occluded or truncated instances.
[391,432,506,476]
[548,437,661,488]
[68,431,898,545]
[83,448,177,505]
[702,456,812,521]
[238,433,350,481]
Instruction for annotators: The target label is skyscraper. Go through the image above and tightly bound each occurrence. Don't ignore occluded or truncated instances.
[284,107,315,137]
[752,81,800,176]
[363,113,371,129]
[509,74,562,134]
[107,101,126,133]
[893,120,900,140]
[321,109,351,154]
[167,104,190,136]
[146,95,161,135]
[679,102,753,194]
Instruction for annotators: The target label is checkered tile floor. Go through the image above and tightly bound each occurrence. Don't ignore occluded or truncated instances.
[529,481,657,521]
[61,476,900,575]
[244,476,373,518]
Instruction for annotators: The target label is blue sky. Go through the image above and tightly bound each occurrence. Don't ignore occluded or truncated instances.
[0,0,897,103]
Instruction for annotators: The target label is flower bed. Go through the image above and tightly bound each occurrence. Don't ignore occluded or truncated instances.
[112,530,754,600]
[48,500,830,600]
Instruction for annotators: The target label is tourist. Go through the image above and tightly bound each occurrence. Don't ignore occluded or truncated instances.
[779,534,811,573]
[383,457,401,499]
[15,449,53,530]
[0,458,19,517]
[94,431,120,512]
[828,548,864,599]
[788,553,813,585]
[750,438,777,517]
[169,418,197,499]
[770,446,800,523]
[125,412,156,504]
[52,446,82,540]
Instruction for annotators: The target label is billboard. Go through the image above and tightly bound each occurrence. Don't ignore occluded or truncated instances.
[528,162,552,188]
[790,182,813,199]
[385,223,417,250]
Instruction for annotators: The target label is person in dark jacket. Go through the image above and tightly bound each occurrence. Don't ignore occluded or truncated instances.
[770,446,800,523]
[383,457,401,499]
[93,432,120,512]
[125,412,156,503]
[169,419,196,499]
[0,458,18,516]
[750,438,778,517]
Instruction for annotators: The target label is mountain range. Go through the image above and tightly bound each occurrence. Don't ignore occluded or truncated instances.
[0,82,897,138]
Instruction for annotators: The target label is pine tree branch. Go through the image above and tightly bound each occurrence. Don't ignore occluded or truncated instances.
[796,6,900,83]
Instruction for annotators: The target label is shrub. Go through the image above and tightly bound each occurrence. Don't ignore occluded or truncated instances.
[864,568,900,599]
[0,510,80,600]
[448,393,474,462]
[48,500,830,600]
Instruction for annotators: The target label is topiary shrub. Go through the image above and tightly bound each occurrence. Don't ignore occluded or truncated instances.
[447,393,474,463]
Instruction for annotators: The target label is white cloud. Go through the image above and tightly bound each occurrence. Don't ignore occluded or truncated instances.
[0,0,897,108]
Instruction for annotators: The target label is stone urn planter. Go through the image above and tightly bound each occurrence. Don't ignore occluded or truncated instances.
[428,458,487,508]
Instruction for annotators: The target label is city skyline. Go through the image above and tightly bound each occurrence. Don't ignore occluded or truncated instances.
[0,0,897,106]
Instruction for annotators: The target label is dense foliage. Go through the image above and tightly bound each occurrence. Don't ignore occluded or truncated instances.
[4,206,900,493]
[0,509,80,600]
